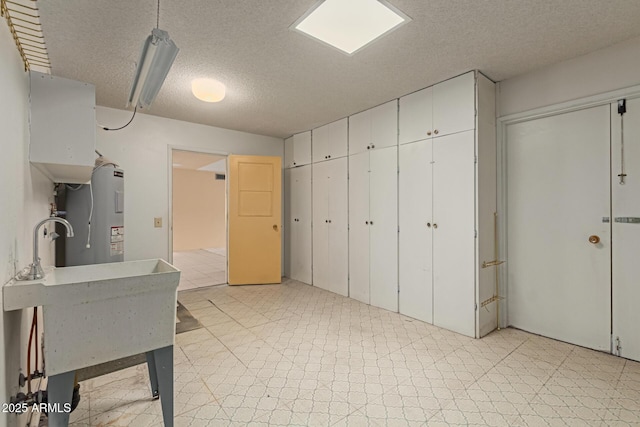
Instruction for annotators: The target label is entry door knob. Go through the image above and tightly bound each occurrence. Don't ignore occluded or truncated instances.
[588,235,600,244]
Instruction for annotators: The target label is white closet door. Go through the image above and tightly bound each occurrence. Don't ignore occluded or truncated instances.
[371,100,398,150]
[290,165,312,284]
[312,162,330,290]
[433,72,475,138]
[292,131,312,167]
[284,169,293,277]
[369,146,398,312]
[328,118,348,159]
[349,151,370,304]
[399,140,433,322]
[506,107,611,351]
[327,157,349,296]
[284,137,294,168]
[312,124,329,163]
[349,110,371,155]
[432,131,475,337]
[612,98,640,362]
[399,87,433,145]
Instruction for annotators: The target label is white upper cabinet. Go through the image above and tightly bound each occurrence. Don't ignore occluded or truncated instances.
[284,131,311,168]
[399,87,433,145]
[29,72,96,184]
[312,118,348,162]
[371,100,398,150]
[349,100,398,155]
[348,109,371,155]
[328,118,348,159]
[399,71,475,145]
[312,125,329,163]
[284,137,294,168]
[433,71,475,137]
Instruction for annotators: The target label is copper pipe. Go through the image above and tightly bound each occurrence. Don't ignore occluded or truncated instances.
[35,307,39,374]
[26,308,36,394]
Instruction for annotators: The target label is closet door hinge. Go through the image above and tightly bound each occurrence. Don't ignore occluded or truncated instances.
[613,335,622,356]
[475,303,478,311]
[474,230,478,238]
[474,156,478,164]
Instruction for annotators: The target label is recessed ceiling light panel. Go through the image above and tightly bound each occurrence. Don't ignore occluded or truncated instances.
[192,78,226,103]
[292,0,410,55]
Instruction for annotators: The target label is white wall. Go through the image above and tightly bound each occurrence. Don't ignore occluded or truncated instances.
[95,107,283,262]
[0,26,55,427]
[498,35,640,117]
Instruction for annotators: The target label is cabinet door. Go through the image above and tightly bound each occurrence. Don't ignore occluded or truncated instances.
[290,165,312,284]
[327,157,349,296]
[292,131,312,167]
[399,87,433,145]
[349,109,371,155]
[284,168,293,276]
[433,72,475,138]
[284,137,294,168]
[348,151,371,304]
[312,124,329,163]
[369,146,398,312]
[371,100,398,150]
[312,162,330,290]
[328,118,348,159]
[432,131,475,337]
[399,140,433,323]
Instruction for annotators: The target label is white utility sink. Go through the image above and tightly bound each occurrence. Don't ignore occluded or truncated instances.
[3,259,180,377]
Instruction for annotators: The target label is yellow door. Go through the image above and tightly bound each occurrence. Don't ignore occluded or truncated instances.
[228,155,282,285]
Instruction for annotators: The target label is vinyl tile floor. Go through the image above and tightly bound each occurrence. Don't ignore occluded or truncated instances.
[173,249,227,291]
[66,279,640,426]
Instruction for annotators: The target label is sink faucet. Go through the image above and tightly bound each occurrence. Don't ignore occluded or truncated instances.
[18,216,74,281]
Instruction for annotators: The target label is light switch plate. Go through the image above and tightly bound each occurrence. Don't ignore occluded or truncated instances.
[154,217,162,228]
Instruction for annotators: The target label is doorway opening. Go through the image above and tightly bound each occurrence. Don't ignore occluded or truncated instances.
[171,149,227,291]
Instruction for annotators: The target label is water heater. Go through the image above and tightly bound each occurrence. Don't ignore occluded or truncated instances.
[66,166,124,266]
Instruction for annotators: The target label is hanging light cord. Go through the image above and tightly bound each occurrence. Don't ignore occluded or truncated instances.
[157,0,160,28]
[99,107,137,131]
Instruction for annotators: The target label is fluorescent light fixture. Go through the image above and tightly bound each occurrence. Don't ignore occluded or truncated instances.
[127,28,179,109]
[192,78,226,103]
[292,0,410,55]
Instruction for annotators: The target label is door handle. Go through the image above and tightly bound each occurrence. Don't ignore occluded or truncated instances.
[588,235,600,244]
[273,224,278,231]
[432,223,438,229]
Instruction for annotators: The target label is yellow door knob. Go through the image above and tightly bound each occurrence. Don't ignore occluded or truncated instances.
[588,235,600,244]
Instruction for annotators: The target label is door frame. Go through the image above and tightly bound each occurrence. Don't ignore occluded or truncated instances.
[496,84,640,329]
[167,146,229,266]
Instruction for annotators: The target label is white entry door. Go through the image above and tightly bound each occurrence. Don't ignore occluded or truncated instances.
[612,98,640,361]
[506,106,611,351]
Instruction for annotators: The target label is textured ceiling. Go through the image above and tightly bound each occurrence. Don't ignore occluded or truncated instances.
[38,1,640,138]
